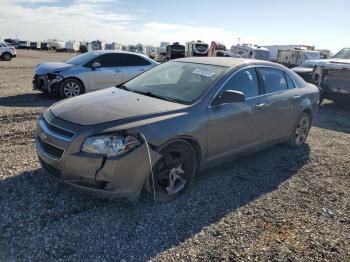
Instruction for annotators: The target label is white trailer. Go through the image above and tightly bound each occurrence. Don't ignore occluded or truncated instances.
[48,40,65,51]
[231,44,270,60]
[159,42,170,56]
[263,45,315,61]
[88,40,105,51]
[18,41,30,49]
[30,42,41,50]
[105,42,123,50]
[185,40,209,57]
[65,41,80,52]
[135,43,146,54]
[277,49,321,67]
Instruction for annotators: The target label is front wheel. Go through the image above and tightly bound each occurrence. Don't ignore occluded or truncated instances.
[286,112,311,148]
[1,53,12,61]
[59,78,84,98]
[148,141,197,201]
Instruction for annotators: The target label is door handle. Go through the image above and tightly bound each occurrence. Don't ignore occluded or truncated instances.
[291,95,301,102]
[255,103,267,110]
[139,68,147,72]
[115,69,121,73]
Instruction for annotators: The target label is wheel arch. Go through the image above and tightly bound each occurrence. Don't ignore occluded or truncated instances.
[301,108,313,124]
[1,52,12,59]
[156,136,203,173]
[61,76,86,93]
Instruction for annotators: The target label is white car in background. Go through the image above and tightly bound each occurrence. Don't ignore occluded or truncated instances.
[33,50,159,98]
[0,42,16,61]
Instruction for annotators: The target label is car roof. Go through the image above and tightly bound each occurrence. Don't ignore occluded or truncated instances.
[173,57,284,69]
[91,50,153,60]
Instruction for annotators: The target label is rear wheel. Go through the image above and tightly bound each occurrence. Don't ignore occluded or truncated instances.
[286,112,311,148]
[1,52,12,61]
[148,141,197,201]
[59,78,84,98]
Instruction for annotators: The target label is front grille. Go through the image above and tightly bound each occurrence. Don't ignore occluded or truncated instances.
[43,118,75,140]
[39,157,61,178]
[33,74,44,89]
[37,136,64,159]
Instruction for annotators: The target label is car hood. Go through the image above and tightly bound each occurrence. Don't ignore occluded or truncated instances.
[307,59,350,65]
[291,67,313,73]
[35,62,75,75]
[50,87,187,125]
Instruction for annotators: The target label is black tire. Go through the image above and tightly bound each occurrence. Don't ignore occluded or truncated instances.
[59,78,84,98]
[147,141,197,201]
[286,112,311,148]
[1,52,12,61]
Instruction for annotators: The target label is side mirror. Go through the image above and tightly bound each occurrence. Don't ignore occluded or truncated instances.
[212,90,245,106]
[91,62,101,69]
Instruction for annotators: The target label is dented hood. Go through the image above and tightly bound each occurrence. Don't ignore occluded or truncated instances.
[35,62,75,75]
[50,87,186,125]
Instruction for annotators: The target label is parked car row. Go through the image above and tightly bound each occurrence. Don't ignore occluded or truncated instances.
[33,50,158,98]
[291,47,350,103]
[0,42,16,61]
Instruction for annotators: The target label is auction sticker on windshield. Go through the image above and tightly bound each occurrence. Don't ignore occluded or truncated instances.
[192,69,216,77]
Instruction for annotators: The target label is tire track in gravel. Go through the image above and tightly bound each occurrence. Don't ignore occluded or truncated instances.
[0,112,40,124]
[0,129,35,146]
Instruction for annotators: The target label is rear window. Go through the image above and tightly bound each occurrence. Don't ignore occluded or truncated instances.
[122,54,150,66]
[258,68,288,94]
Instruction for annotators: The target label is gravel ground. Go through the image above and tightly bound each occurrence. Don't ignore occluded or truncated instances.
[0,50,349,261]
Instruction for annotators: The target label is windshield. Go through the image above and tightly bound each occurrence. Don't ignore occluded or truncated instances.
[124,61,227,104]
[333,48,350,59]
[65,52,100,65]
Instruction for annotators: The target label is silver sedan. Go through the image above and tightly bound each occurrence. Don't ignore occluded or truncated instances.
[33,50,158,98]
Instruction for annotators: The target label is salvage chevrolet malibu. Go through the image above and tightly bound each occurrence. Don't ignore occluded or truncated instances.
[35,57,319,201]
[33,50,158,98]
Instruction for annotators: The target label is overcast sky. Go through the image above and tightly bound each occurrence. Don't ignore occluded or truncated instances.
[0,0,349,52]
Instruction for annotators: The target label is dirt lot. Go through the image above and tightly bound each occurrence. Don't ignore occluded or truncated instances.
[0,50,349,261]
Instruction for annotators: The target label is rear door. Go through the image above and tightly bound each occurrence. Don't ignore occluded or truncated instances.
[87,53,123,90]
[119,54,153,82]
[207,67,270,161]
[256,67,300,140]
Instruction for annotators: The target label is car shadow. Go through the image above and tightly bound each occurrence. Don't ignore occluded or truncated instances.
[0,144,310,260]
[0,93,59,108]
[314,100,350,134]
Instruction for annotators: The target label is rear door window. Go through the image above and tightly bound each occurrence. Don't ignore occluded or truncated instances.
[121,54,151,66]
[87,53,123,67]
[98,54,123,67]
[257,68,288,94]
[221,68,260,98]
[284,72,296,89]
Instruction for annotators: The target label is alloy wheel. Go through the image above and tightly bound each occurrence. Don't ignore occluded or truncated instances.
[63,81,81,97]
[295,116,309,146]
[3,53,11,61]
[155,152,188,195]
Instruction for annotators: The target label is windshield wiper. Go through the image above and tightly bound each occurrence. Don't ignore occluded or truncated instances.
[133,91,180,103]
[115,85,130,91]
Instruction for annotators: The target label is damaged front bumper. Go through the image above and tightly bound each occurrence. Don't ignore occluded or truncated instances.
[35,113,161,200]
[33,73,64,93]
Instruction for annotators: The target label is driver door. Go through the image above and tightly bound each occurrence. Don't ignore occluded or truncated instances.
[87,53,123,91]
[207,68,268,162]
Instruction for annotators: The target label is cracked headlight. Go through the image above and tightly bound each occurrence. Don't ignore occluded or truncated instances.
[81,134,141,157]
[47,73,64,82]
